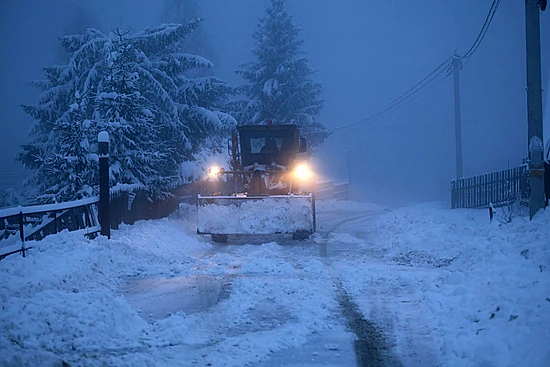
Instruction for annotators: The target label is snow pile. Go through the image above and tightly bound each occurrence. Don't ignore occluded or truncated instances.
[0,209,335,366]
[0,232,151,366]
[2,198,548,366]
[0,217,210,366]
[197,195,315,234]
[338,203,550,367]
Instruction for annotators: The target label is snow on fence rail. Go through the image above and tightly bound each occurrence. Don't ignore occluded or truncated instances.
[314,180,351,201]
[451,165,528,209]
[0,196,100,260]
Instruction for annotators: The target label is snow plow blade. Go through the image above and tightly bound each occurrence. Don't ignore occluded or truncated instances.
[197,194,316,239]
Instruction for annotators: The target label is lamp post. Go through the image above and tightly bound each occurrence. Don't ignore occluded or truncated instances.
[98,131,110,238]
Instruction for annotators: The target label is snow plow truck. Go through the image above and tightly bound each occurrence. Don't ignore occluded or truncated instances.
[196,124,316,242]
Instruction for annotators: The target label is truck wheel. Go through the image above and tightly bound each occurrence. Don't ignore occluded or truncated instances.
[211,234,228,243]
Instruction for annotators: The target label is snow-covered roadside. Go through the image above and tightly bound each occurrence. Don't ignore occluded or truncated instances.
[333,202,550,367]
[0,210,341,366]
[1,199,549,366]
[0,216,207,366]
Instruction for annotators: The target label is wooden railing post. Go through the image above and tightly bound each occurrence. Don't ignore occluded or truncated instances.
[98,131,110,239]
[53,212,58,234]
[19,211,25,257]
[85,205,91,229]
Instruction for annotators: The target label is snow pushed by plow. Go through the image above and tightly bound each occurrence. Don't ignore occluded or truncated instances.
[0,216,337,366]
[197,194,315,235]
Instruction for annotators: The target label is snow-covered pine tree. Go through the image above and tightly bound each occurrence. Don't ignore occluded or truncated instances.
[94,33,166,196]
[39,92,97,202]
[18,34,103,203]
[18,22,235,204]
[236,0,328,147]
[158,8,235,162]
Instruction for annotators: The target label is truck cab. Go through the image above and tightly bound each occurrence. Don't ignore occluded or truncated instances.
[234,124,307,169]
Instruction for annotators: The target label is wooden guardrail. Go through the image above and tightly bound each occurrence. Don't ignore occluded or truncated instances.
[0,197,100,260]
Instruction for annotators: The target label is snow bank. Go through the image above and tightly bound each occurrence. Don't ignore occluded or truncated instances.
[0,208,335,366]
[3,197,548,366]
[0,215,209,366]
[337,203,550,367]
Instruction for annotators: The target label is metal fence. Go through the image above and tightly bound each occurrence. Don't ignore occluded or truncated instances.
[451,165,528,209]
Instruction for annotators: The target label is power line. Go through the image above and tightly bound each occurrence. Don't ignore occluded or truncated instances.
[381,58,451,109]
[461,0,502,60]
[330,0,502,133]
[336,72,452,132]
[332,58,452,132]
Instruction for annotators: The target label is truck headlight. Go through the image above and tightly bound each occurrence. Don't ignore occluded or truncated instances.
[209,166,221,176]
[294,163,312,180]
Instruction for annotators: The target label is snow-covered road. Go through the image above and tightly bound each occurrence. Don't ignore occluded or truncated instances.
[1,200,549,366]
[314,204,437,367]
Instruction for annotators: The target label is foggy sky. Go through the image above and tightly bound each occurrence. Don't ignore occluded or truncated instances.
[1,0,548,204]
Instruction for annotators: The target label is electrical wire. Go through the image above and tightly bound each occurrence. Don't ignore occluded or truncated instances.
[336,68,452,132]
[460,0,502,60]
[332,59,452,132]
[330,0,502,133]
[381,58,451,110]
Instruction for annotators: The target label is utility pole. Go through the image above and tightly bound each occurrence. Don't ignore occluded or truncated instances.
[452,52,464,179]
[525,0,546,219]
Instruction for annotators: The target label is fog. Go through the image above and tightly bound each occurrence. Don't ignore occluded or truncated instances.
[1,0,548,205]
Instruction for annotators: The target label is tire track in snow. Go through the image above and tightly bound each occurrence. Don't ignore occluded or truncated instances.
[317,208,440,367]
[190,208,409,365]
[317,240,403,367]
[335,279,403,367]
[358,281,438,367]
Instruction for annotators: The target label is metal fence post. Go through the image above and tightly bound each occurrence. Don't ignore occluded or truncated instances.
[98,131,110,239]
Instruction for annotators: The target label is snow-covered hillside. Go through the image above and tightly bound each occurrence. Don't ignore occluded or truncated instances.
[1,200,548,366]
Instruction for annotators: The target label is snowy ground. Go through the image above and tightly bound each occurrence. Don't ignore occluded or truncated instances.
[1,199,549,366]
